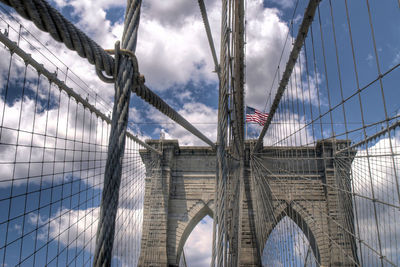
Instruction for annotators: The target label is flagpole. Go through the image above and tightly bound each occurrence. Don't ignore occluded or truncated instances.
[245,121,248,140]
[245,106,247,140]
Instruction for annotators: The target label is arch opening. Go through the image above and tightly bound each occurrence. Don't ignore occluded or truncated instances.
[262,207,320,266]
[178,215,213,267]
[176,203,214,266]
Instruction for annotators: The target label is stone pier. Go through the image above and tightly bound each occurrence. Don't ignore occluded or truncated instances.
[138,139,358,266]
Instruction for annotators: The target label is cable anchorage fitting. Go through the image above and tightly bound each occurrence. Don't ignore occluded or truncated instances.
[96,41,145,87]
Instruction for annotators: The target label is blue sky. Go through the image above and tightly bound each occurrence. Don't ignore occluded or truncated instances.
[20,0,399,145]
[0,0,399,266]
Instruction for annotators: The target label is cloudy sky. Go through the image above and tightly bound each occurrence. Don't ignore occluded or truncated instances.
[0,0,399,266]
[31,0,309,146]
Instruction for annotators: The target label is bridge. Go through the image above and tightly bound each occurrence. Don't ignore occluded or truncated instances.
[0,0,399,266]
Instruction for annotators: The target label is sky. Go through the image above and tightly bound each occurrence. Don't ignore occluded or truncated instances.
[0,0,399,266]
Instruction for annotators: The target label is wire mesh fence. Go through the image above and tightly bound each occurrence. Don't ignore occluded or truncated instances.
[252,0,400,266]
[0,7,146,266]
[0,0,399,266]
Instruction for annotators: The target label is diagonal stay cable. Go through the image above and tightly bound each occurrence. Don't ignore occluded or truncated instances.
[0,0,216,149]
[0,30,161,155]
[137,84,215,148]
[197,0,220,75]
[253,0,321,152]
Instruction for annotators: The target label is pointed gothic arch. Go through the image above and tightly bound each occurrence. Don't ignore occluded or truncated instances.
[261,201,321,265]
[175,201,214,265]
[138,140,357,266]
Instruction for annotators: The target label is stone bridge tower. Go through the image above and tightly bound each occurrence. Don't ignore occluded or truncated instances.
[138,139,358,266]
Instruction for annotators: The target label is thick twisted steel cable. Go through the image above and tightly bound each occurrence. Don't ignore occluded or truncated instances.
[0,0,215,149]
[93,40,137,266]
[102,47,216,148]
[0,31,160,156]
[122,0,141,52]
[93,0,142,265]
[0,0,114,76]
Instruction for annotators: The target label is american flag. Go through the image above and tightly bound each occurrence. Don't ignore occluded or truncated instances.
[245,106,269,126]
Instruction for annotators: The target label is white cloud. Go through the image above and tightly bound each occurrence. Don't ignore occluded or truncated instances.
[366,52,374,66]
[1,0,317,147]
[0,87,147,190]
[31,206,143,266]
[350,135,400,264]
[0,10,149,189]
[352,136,400,206]
[136,0,221,91]
[393,51,400,66]
[245,1,323,112]
[0,91,110,188]
[263,216,318,266]
[149,102,217,146]
[52,0,223,93]
[141,0,198,27]
[269,0,297,9]
[182,216,213,267]
[260,135,400,265]
[245,1,291,110]
[53,0,125,47]
[2,0,376,265]
[0,13,116,115]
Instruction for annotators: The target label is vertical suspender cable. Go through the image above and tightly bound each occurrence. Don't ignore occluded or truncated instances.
[93,1,142,266]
